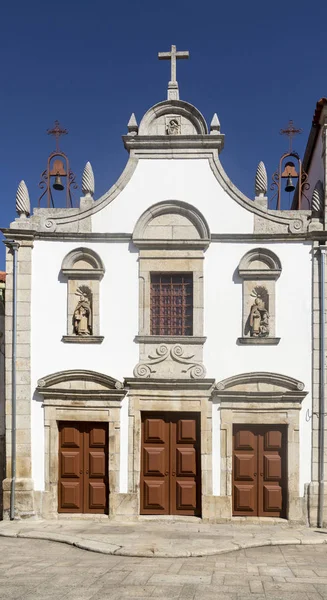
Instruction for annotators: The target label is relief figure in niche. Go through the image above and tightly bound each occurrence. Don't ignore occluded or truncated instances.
[248,287,269,337]
[166,118,181,135]
[73,286,92,335]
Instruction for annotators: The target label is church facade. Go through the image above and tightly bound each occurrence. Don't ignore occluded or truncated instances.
[2,48,327,525]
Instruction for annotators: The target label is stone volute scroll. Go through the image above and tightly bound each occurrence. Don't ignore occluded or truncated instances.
[237,248,282,345]
[61,247,105,344]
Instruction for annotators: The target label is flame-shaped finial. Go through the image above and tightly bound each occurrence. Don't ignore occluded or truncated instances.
[255,161,268,197]
[82,162,95,197]
[127,113,138,136]
[16,180,30,218]
[312,180,324,215]
[210,113,220,134]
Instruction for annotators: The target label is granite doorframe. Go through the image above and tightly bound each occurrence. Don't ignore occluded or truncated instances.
[213,373,307,522]
[124,378,215,519]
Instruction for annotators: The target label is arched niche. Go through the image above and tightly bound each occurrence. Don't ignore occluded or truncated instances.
[133,200,210,249]
[138,100,208,136]
[237,248,282,345]
[60,247,105,343]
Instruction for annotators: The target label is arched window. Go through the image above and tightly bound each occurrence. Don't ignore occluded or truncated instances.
[61,247,105,343]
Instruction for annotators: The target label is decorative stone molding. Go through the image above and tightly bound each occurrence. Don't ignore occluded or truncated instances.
[238,247,282,342]
[134,335,207,345]
[82,162,95,198]
[138,99,208,136]
[61,247,104,279]
[215,371,305,393]
[61,247,105,340]
[133,199,210,249]
[238,247,282,279]
[255,161,268,197]
[133,344,206,379]
[237,336,280,345]
[61,335,104,344]
[16,180,30,218]
[36,369,125,398]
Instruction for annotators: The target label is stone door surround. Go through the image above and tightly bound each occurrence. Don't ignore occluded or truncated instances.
[213,371,307,522]
[36,369,126,519]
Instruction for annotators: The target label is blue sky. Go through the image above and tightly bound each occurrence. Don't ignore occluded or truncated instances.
[1,0,326,264]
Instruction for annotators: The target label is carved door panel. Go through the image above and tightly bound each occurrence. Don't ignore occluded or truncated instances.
[58,422,108,514]
[258,428,285,517]
[140,413,201,516]
[140,416,170,514]
[84,423,108,514]
[171,416,201,516]
[233,427,258,515]
[59,422,83,513]
[233,425,286,518]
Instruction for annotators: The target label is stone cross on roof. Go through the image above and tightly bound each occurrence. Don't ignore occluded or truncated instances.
[158,44,189,101]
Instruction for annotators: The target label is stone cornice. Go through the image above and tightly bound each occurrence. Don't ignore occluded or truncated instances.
[124,377,215,391]
[123,135,224,152]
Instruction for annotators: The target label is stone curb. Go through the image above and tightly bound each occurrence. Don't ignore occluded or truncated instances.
[0,529,326,557]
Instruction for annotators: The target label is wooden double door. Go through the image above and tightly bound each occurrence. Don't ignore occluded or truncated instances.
[140,413,201,516]
[58,422,108,514]
[233,425,287,517]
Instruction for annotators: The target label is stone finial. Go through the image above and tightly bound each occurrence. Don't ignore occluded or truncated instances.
[82,162,95,198]
[127,113,138,136]
[210,113,220,134]
[255,161,268,197]
[312,180,324,215]
[16,180,30,218]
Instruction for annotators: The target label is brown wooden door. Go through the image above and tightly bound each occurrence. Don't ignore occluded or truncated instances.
[59,422,108,514]
[233,425,286,518]
[140,413,201,516]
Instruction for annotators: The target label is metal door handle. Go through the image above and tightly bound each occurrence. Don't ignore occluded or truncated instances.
[253,472,257,477]
[165,471,168,476]
[79,470,83,474]
[260,473,263,477]
[86,470,89,474]
[172,472,176,476]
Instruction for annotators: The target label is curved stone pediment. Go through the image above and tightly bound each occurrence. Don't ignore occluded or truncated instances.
[36,369,125,399]
[215,371,306,394]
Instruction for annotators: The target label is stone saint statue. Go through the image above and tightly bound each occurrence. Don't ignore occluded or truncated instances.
[73,288,92,335]
[249,291,269,337]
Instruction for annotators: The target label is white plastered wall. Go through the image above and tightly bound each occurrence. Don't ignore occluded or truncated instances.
[92,159,254,234]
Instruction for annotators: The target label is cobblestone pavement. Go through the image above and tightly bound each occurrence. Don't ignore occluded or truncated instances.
[2,538,327,599]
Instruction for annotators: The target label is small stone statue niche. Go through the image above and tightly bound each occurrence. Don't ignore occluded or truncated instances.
[238,248,281,345]
[73,286,92,336]
[61,247,105,344]
[248,286,269,338]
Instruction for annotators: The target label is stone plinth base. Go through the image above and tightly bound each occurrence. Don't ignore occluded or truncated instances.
[109,493,138,520]
[202,495,232,521]
[2,477,35,519]
[307,481,327,527]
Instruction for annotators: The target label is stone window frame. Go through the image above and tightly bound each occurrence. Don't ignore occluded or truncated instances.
[133,200,210,344]
[237,247,282,345]
[60,247,105,344]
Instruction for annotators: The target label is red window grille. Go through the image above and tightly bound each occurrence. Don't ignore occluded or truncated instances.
[150,273,193,336]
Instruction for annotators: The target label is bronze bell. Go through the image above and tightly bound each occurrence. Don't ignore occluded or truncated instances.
[53,174,64,191]
[285,175,295,193]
